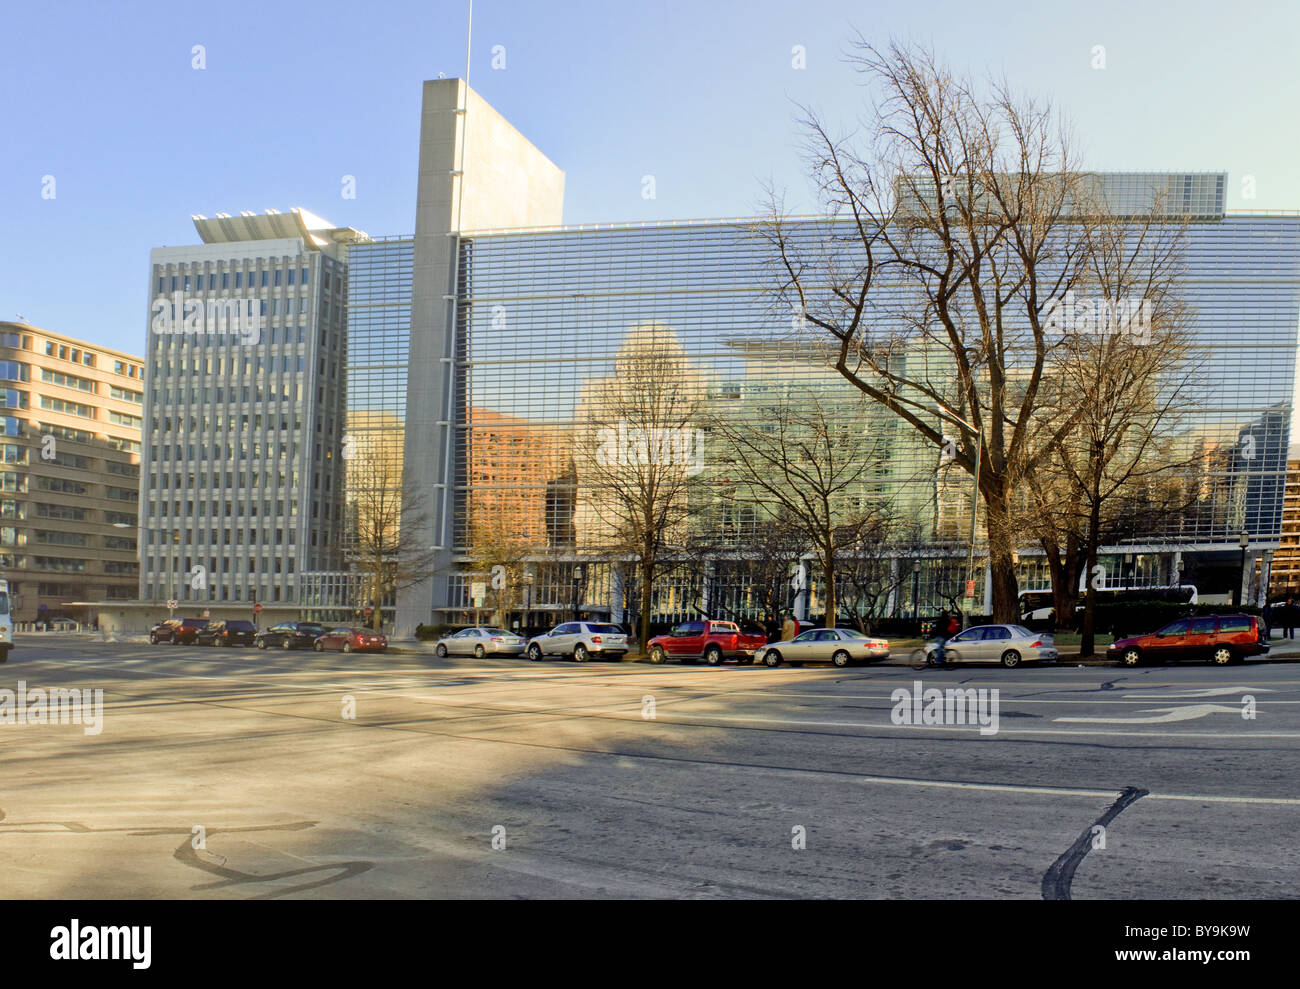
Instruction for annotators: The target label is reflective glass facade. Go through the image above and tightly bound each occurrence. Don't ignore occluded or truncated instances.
[428,208,1300,620]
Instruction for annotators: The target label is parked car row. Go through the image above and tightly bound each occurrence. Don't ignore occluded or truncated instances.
[148,618,387,653]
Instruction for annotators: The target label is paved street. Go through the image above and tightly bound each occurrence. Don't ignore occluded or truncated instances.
[2,637,1297,899]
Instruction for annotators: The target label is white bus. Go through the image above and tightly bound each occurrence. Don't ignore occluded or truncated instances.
[0,579,12,662]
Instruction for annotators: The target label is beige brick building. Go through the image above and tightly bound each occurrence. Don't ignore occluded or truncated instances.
[0,321,143,623]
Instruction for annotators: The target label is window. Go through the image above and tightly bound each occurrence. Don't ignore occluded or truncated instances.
[106,437,141,453]
[39,396,94,418]
[1157,621,1190,637]
[0,389,28,409]
[109,410,142,429]
[1,444,26,464]
[37,476,86,494]
[1,416,22,436]
[41,422,93,443]
[41,368,94,392]
[0,361,29,381]
[106,461,139,477]
[110,386,143,404]
[35,530,87,547]
[1190,618,1218,635]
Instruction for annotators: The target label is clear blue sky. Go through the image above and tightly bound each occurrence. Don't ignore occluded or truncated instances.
[4,0,1299,358]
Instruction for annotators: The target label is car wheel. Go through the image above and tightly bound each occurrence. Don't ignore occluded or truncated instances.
[832,649,851,668]
[343,642,352,654]
[474,644,486,659]
[573,644,588,662]
[282,638,292,649]
[1211,646,1234,666]
[649,646,666,664]
[704,645,723,666]
[150,634,158,645]
[1121,648,1141,667]
[1001,650,1021,669]
[435,643,448,657]
[763,649,782,668]
[527,644,542,661]
[314,641,324,651]
[256,638,266,649]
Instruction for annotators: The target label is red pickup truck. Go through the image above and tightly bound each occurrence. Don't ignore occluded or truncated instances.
[647,620,767,666]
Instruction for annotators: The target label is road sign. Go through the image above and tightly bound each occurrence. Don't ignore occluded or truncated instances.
[253,603,263,615]
[965,579,976,597]
[363,606,373,618]
[166,599,178,610]
[471,581,486,607]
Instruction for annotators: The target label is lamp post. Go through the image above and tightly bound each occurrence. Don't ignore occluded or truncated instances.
[523,572,535,636]
[933,403,983,625]
[912,560,921,626]
[571,563,586,621]
[1237,529,1250,608]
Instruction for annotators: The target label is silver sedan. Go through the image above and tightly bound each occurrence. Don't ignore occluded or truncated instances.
[434,627,526,658]
[761,628,890,667]
[930,624,1057,668]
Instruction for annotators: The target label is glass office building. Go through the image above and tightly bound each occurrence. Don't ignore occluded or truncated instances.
[417,206,1300,625]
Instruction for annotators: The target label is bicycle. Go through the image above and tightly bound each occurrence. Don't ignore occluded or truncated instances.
[908,638,950,670]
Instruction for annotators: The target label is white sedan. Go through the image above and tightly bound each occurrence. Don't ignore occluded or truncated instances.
[433,627,526,658]
[761,628,890,667]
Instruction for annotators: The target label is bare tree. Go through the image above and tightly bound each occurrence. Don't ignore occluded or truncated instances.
[344,433,440,630]
[709,388,891,627]
[576,325,706,649]
[763,38,1189,622]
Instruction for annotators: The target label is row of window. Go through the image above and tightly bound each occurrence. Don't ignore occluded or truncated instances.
[157,268,311,294]
[0,529,137,550]
[3,335,140,380]
[0,501,135,524]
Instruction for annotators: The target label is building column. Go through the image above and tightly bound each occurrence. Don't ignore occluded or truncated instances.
[1258,550,1273,607]
[885,557,899,616]
[610,562,625,624]
[982,561,993,615]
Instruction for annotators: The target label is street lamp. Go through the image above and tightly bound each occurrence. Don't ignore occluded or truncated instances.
[1237,529,1250,608]
[571,564,586,621]
[523,571,535,636]
[912,560,921,626]
[934,403,983,624]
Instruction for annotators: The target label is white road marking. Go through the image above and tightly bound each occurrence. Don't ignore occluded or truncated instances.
[1055,703,1248,724]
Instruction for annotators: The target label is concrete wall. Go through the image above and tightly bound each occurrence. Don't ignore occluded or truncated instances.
[396,79,565,637]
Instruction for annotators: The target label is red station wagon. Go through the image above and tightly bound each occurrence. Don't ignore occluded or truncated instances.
[1107,614,1269,667]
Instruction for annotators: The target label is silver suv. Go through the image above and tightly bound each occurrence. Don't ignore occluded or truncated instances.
[527,621,629,662]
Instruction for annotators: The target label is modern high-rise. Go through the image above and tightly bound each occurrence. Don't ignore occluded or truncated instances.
[0,322,144,623]
[139,209,365,607]
[381,82,1300,634]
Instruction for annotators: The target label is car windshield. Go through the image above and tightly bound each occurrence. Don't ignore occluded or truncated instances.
[228,621,255,631]
[484,628,513,636]
[837,629,869,639]
[1010,626,1035,637]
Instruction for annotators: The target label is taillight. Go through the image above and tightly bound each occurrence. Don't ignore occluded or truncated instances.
[591,636,602,643]
[1030,640,1042,648]
[491,637,504,643]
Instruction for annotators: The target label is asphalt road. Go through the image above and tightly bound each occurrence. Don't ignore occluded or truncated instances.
[2,637,1296,899]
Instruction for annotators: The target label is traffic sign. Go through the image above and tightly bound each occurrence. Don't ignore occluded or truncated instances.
[166,599,178,610]
[363,606,373,618]
[253,603,263,615]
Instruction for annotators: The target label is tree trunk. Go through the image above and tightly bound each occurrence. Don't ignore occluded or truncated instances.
[821,553,837,628]
[984,487,1019,623]
[1080,495,1103,657]
[639,557,654,653]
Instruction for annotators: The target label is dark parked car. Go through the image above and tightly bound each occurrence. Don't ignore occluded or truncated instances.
[254,622,329,650]
[195,619,258,647]
[313,626,388,653]
[1107,614,1269,667]
[149,617,209,645]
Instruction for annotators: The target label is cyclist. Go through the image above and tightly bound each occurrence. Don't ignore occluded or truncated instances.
[933,610,961,666]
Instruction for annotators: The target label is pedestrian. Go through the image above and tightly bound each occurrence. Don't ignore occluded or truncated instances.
[781,612,798,643]
[1287,599,1297,640]
[1262,600,1274,640]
